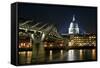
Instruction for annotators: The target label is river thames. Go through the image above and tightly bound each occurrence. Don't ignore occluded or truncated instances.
[18,48,96,64]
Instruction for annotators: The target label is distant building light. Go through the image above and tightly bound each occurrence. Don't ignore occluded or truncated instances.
[44,45,47,47]
[50,44,53,47]
[60,44,63,46]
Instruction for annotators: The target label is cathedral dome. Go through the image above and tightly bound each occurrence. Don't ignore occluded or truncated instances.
[68,15,79,34]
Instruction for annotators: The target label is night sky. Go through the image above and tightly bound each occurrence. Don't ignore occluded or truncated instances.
[18,3,97,34]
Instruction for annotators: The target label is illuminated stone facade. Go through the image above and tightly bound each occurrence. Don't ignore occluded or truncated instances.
[68,15,79,34]
[68,34,96,46]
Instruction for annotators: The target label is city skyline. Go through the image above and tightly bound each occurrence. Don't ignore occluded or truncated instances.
[18,3,97,34]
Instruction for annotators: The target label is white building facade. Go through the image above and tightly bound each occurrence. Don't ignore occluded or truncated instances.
[68,15,79,34]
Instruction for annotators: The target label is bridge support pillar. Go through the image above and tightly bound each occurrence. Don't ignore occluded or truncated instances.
[31,33,45,63]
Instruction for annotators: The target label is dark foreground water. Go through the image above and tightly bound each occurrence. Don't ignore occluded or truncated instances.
[18,49,96,64]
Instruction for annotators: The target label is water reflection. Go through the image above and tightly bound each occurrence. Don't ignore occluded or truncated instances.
[80,49,83,60]
[26,51,32,64]
[19,51,26,64]
[60,50,64,60]
[18,51,32,64]
[49,50,53,61]
[18,49,96,64]
[67,50,75,61]
[92,49,96,60]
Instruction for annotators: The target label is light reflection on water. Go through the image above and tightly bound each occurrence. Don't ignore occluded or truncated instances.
[49,50,53,61]
[18,49,96,64]
[19,51,32,64]
[60,50,64,60]
[92,49,96,60]
[67,50,75,61]
[80,49,83,60]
